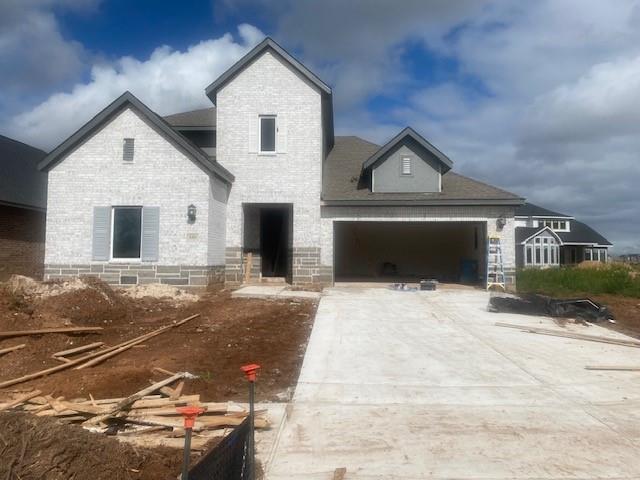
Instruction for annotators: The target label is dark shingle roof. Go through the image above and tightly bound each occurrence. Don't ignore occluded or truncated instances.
[322,136,523,205]
[516,202,571,218]
[0,135,47,210]
[515,226,545,244]
[163,107,216,128]
[558,220,612,246]
[39,92,233,184]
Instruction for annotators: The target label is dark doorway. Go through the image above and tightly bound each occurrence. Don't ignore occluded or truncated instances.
[260,207,290,278]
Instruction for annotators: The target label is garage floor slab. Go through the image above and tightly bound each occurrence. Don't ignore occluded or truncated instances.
[266,287,640,479]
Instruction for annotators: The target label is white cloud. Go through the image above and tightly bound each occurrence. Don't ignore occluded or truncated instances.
[4,24,264,150]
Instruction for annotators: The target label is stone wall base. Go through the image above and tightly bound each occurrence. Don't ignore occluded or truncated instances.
[44,263,225,287]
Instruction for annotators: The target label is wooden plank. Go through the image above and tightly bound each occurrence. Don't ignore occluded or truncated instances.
[0,344,26,356]
[494,322,640,348]
[75,314,199,370]
[244,252,253,284]
[170,381,184,401]
[153,367,176,376]
[585,365,640,371]
[0,314,199,389]
[52,342,104,358]
[0,327,102,338]
[0,390,42,412]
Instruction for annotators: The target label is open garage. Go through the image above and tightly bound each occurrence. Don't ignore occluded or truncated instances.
[333,221,486,284]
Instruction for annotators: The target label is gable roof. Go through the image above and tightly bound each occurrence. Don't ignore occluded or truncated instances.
[515,226,562,244]
[205,37,331,104]
[361,127,453,173]
[38,92,234,184]
[557,220,612,246]
[164,107,216,129]
[0,135,47,210]
[515,202,572,218]
[323,136,524,205]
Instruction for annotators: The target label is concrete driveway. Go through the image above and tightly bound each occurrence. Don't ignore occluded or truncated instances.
[266,286,640,479]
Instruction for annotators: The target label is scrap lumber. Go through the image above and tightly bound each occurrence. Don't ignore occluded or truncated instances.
[0,327,102,339]
[170,381,184,401]
[75,314,199,370]
[494,322,640,348]
[585,365,640,371]
[52,342,105,358]
[0,315,199,389]
[0,344,26,356]
[0,389,42,411]
[153,367,177,376]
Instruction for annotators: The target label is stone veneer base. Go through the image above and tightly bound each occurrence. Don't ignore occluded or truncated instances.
[44,263,225,287]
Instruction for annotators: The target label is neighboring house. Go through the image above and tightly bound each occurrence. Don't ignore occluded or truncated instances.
[515,203,612,268]
[0,135,47,280]
[620,254,640,264]
[40,37,525,287]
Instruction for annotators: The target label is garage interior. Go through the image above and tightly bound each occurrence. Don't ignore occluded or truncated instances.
[334,221,486,284]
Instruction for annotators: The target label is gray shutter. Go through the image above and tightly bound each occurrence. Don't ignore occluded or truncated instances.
[141,207,160,262]
[92,206,111,261]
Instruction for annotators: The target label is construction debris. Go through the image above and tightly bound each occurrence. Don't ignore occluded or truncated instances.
[0,326,103,338]
[0,343,25,355]
[0,373,269,451]
[0,314,199,389]
[584,365,640,371]
[495,322,640,348]
[488,293,614,323]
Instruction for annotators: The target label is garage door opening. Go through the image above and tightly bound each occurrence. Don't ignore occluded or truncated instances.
[334,221,486,284]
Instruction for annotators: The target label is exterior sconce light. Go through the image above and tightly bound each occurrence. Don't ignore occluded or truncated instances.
[187,204,197,223]
[496,216,506,231]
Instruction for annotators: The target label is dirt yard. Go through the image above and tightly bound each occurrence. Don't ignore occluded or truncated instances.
[0,276,317,479]
[592,294,640,338]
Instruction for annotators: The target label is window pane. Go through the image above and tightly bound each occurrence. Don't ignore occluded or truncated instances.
[543,246,549,264]
[535,246,541,264]
[551,247,555,264]
[526,246,532,264]
[113,207,141,258]
[260,117,276,152]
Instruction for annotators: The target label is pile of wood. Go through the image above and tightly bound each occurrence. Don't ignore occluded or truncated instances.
[0,370,269,450]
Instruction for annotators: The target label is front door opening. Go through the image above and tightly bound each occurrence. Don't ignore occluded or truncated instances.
[260,207,290,277]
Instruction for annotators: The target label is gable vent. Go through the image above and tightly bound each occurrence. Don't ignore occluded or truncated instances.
[401,157,411,175]
[123,138,135,162]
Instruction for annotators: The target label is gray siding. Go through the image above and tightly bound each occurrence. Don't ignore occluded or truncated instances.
[372,141,440,193]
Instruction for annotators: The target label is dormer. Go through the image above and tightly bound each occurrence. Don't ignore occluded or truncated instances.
[361,127,453,193]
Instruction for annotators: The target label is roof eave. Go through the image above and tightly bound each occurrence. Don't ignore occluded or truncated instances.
[321,198,524,207]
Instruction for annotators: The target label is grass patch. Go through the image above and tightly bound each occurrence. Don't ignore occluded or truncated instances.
[517,264,640,298]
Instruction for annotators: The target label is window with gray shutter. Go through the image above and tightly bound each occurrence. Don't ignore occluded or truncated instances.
[140,206,160,261]
[123,138,135,162]
[92,206,111,261]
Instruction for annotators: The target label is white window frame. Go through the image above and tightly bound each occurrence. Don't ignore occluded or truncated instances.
[525,235,560,267]
[401,156,412,176]
[110,206,143,262]
[258,115,277,154]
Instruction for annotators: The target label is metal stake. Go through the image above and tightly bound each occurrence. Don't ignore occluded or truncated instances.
[176,406,205,480]
[241,363,261,480]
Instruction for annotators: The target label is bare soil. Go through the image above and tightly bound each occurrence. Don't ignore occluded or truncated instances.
[0,278,317,401]
[0,277,317,479]
[0,412,185,480]
[591,294,640,339]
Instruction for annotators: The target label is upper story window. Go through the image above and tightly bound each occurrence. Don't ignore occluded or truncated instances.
[123,138,135,162]
[401,157,412,176]
[259,115,276,153]
[538,219,569,231]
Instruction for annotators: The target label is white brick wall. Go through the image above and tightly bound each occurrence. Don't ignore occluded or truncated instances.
[216,51,323,249]
[320,205,517,273]
[45,107,225,266]
[207,175,228,265]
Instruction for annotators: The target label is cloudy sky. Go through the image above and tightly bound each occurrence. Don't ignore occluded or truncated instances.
[1,0,639,253]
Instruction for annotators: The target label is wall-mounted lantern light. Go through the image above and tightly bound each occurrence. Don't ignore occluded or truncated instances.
[187,204,197,223]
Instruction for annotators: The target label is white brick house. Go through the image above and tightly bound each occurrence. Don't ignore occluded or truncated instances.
[39,38,524,288]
